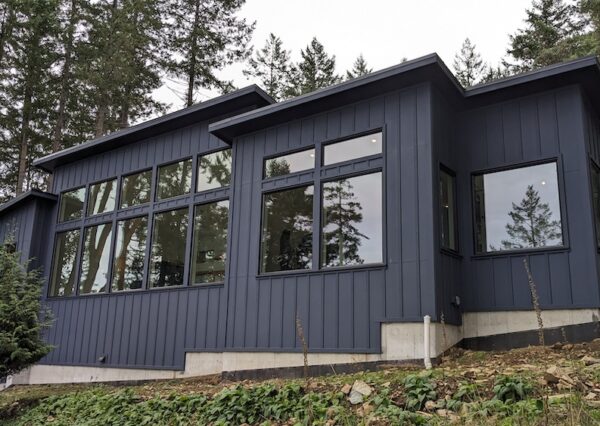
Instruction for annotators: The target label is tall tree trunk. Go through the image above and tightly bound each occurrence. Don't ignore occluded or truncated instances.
[186,0,201,107]
[16,89,32,194]
[95,102,107,137]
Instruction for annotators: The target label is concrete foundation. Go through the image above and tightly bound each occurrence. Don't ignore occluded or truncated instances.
[10,309,599,385]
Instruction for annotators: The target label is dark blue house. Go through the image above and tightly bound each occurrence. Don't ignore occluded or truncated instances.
[4,54,600,384]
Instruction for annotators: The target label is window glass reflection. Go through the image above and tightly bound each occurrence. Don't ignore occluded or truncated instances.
[592,164,600,246]
[473,162,563,253]
[87,179,116,216]
[264,148,315,178]
[49,230,80,296]
[112,216,148,291]
[323,132,382,165]
[59,188,85,222]
[321,172,383,267]
[79,223,113,294]
[121,170,152,208]
[440,169,458,251]
[197,149,232,192]
[191,201,229,284]
[260,186,313,273]
[149,208,188,287]
[157,159,192,200]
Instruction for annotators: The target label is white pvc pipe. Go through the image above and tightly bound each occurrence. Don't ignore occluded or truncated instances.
[424,315,432,369]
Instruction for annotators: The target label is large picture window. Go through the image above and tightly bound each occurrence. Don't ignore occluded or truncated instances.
[120,170,152,208]
[440,168,458,251]
[58,187,85,222]
[49,230,80,297]
[321,172,383,267]
[264,148,315,178]
[473,162,563,254]
[149,208,188,287]
[157,159,192,200]
[191,201,229,284]
[87,179,116,216]
[79,223,113,294]
[112,216,148,291]
[260,185,314,273]
[197,149,232,191]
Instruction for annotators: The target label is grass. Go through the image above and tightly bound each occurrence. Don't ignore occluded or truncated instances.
[2,342,600,425]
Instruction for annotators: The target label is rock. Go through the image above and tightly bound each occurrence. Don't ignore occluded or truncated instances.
[585,392,597,400]
[587,400,600,408]
[341,383,352,395]
[436,409,460,421]
[348,390,364,405]
[416,411,433,418]
[582,355,600,366]
[362,402,374,415]
[351,380,373,397]
[551,342,563,350]
[563,344,574,350]
[424,400,436,411]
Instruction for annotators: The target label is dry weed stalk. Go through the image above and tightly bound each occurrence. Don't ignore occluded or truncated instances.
[523,257,545,347]
[295,316,309,380]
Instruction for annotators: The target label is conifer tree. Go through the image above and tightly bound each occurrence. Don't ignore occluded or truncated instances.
[243,33,293,101]
[346,54,372,80]
[167,0,254,107]
[289,37,341,96]
[501,185,562,249]
[453,38,486,87]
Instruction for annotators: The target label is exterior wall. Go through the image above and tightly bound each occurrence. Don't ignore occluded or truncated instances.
[456,85,599,312]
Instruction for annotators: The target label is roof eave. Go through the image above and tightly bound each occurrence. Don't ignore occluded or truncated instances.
[0,189,57,216]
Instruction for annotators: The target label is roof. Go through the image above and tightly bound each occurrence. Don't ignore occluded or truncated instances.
[210,54,600,142]
[0,189,57,216]
[34,85,274,172]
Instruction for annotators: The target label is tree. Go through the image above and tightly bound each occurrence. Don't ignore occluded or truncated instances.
[289,37,341,96]
[507,0,582,71]
[346,54,372,80]
[453,38,486,87]
[0,241,52,380]
[501,185,562,249]
[167,0,254,107]
[243,33,294,101]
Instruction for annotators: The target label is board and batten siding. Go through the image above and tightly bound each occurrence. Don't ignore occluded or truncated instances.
[457,85,600,312]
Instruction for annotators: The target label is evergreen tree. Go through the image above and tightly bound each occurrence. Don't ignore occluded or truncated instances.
[167,0,254,107]
[501,184,562,249]
[479,63,513,84]
[243,33,293,101]
[346,54,372,80]
[0,241,52,380]
[507,0,582,71]
[453,38,486,87]
[289,37,341,96]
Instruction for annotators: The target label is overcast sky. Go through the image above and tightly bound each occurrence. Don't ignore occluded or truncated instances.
[153,0,533,110]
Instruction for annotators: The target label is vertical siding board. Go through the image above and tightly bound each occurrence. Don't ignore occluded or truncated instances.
[269,278,284,348]
[308,275,324,349]
[548,253,572,306]
[195,290,209,348]
[529,254,552,306]
[136,294,150,365]
[282,277,297,348]
[338,272,353,349]
[164,292,179,366]
[538,94,560,157]
[111,296,125,365]
[296,275,310,348]
[323,274,338,348]
[145,295,159,365]
[520,98,541,160]
[128,295,142,365]
[256,281,271,348]
[502,104,522,163]
[485,106,505,166]
[492,257,513,307]
[185,290,199,349]
[353,271,369,349]
[368,269,385,348]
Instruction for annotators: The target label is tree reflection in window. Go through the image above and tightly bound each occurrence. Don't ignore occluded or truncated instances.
[264,148,315,178]
[112,216,148,291]
[260,185,313,273]
[149,208,188,287]
[79,224,112,294]
[49,230,80,296]
[191,201,229,284]
[120,170,152,208]
[58,188,85,222]
[87,179,116,216]
[321,172,383,267]
[157,159,192,200]
[197,149,232,192]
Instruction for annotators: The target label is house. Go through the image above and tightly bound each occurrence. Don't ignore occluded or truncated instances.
[3,54,600,384]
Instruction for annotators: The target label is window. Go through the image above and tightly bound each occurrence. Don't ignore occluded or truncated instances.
[321,172,383,267]
[440,168,458,251]
[149,208,188,287]
[79,223,113,294]
[323,132,382,165]
[260,185,314,273]
[473,162,563,254]
[264,148,315,178]
[49,230,80,297]
[87,179,116,216]
[58,187,85,222]
[112,216,148,291]
[197,149,232,191]
[591,162,600,247]
[157,159,192,200]
[190,201,229,284]
[120,170,152,208]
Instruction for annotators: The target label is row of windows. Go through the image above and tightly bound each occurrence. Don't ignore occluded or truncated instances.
[440,161,564,255]
[58,150,232,223]
[50,200,230,297]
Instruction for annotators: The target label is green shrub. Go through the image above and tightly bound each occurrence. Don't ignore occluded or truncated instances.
[493,375,533,403]
[403,372,437,411]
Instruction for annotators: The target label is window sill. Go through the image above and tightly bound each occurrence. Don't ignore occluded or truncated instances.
[471,245,569,260]
[440,248,462,259]
[46,282,224,300]
[257,263,387,279]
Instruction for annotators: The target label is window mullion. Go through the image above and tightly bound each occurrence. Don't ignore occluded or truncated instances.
[312,144,322,271]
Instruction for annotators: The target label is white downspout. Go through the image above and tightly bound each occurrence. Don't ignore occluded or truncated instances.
[424,315,432,369]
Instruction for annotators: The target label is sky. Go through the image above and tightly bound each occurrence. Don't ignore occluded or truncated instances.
[153,0,533,111]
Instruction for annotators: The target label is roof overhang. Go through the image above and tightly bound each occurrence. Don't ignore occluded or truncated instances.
[209,54,464,142]
[34,85,274,172]
[0,189,57,216]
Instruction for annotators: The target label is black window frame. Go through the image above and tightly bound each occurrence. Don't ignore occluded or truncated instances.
[155,157,193,202]
[57,186,86,223]
[196,148,233,193]
[470,158,567,257]
[86,177,118,217]
[263,146,316,179]
[439,164,459,254]
[118,168,153,210]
